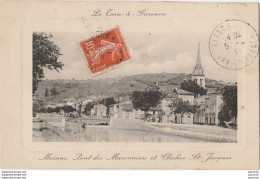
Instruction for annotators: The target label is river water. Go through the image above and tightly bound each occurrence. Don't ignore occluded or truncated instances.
[49,121,206,142]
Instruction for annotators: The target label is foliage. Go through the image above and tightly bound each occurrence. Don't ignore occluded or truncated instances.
[50,87,60,96]
[54,106,61,113]
[46,107,55,113]
[229,123,237,128]
[62,105,76,113]
[44,88,49,97]
[46,105,76,113]
[84,102,96,114]
[34,73,227,104]
[181,80,207,97]
[222,85,237,120]
[130,90,163,111]
[218,85,237,125]
[99,97,116,107]
[99,97,117,114]
[33,32,63,94]
[169,99,199,116]
[218,105,231,126]
[33,99,46,116]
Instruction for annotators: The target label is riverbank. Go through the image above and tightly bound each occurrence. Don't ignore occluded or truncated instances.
[149,123,237,143]
[33,121,70,142]
[32,113,236,142]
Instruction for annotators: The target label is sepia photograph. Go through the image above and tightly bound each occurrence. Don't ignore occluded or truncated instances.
[32,28,239,143]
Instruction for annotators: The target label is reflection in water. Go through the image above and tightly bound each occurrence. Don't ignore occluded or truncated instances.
[54,121,205,142]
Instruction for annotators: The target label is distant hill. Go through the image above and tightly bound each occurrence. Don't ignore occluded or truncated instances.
[35,73,229,104]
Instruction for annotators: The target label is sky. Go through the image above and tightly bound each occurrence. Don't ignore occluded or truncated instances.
[44,20,237,82]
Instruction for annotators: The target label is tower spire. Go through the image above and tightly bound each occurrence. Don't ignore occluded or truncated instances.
[192,41,205,89]
[196,41,201,67]
[193,41,204,76]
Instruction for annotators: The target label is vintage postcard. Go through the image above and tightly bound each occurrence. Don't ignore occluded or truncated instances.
[0,2,259,169]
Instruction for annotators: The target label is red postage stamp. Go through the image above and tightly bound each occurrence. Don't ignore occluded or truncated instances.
[79,26,131,75]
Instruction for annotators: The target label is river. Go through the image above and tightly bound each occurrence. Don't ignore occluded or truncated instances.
[49,121,206,142]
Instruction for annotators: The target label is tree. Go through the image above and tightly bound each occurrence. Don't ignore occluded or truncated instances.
[50,87,59,96]
[33,32,63,94]
[181,80,207,97]
[54,106,61,113]
[130,90,163,111]
[169,99,199,123]
[218,105,231,126]
[33,99,46,116]
[84,102,96,115]
[218,85,237,125]
[99,97,117,114]
[44,88,49,97]
[62,105,76,113]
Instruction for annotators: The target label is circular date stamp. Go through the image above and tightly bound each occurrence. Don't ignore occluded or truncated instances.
[209,19,259,70]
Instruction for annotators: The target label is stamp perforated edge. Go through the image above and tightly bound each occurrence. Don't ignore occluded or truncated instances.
[78,25,132,77]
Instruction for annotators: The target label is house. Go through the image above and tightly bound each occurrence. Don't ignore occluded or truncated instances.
[193,96,207,124]
[175,112,194,124]
[91,104,107,119]
[160,89,194,124]
[173,88,194,103]
[193,92,224,125]
[147,105,163,116]
[133,109,145,120]
[119,103,134,119]
[204,93,223,125]
[109,104,117,118]
[161,93,178,123]
[161,93,177,114]
[147,105,163,122]
[109,102,134,120]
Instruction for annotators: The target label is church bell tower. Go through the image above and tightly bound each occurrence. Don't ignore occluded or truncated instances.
[192,42,205,88]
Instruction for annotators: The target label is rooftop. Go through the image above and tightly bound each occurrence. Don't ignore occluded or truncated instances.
[119,103,133,111]
[174,88,194,95]
[149,104,162,111]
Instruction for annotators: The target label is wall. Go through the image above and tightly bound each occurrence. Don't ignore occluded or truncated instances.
[179,94,194,103]
[192,75,205,88]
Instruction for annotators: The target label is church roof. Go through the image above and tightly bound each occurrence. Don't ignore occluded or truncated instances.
[192,42,204,76]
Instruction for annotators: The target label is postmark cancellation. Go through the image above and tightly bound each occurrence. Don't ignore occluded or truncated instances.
[209,19,258,70]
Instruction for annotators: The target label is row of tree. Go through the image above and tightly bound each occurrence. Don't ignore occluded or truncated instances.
[44,87,60,97]
[130,90,199,118]
[33,32,63,94]
[33,99,76,114]
[180,80,207,97]
[180,79,237,126]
